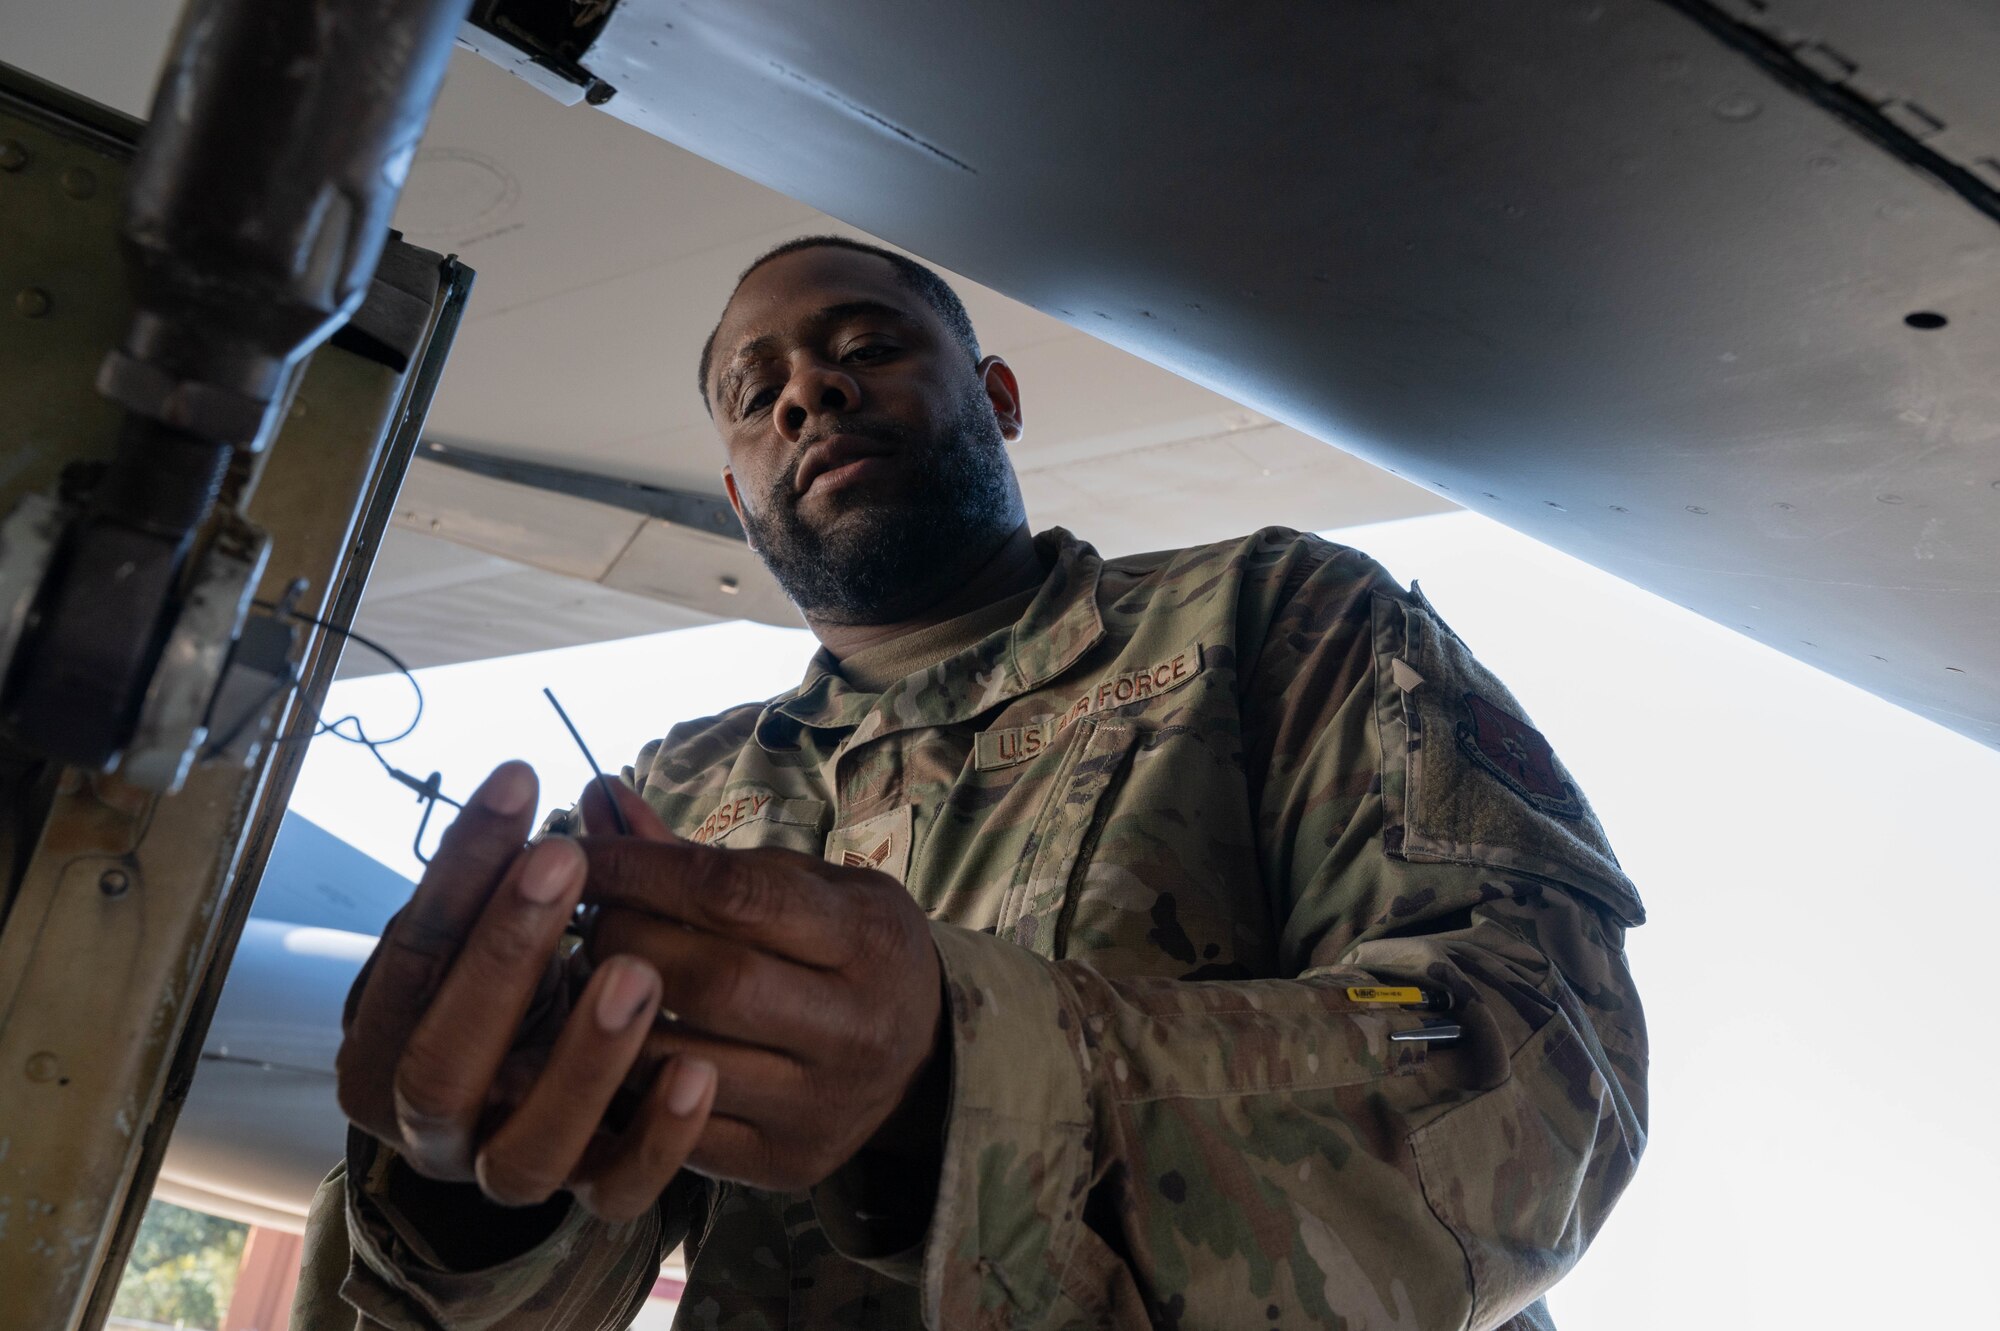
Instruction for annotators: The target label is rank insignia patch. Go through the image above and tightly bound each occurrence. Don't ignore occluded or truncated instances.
[842,837,893,870]
[823,804,914,883]
[1455,692,1585,820]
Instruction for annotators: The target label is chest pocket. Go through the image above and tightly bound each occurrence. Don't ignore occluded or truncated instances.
[995,717,1141,958]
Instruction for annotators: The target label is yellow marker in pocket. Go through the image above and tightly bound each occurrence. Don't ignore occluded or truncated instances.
[1346,985,1452,1009]
[1347,986,1425,1004]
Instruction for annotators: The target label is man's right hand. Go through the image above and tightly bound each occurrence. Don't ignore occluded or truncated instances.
[335,760,717,1224]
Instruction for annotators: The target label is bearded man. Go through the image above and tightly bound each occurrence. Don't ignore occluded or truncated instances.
[300,237,1648,1331]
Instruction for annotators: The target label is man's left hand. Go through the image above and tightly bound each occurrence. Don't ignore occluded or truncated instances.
[576,784,946,1194]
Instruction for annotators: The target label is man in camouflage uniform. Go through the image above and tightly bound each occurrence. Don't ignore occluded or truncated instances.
[299,238,1647,1330]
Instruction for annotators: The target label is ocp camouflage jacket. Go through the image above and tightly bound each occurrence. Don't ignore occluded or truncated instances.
[298,527,1648,1331]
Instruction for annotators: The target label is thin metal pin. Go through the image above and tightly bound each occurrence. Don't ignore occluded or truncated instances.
[542,686,631,835]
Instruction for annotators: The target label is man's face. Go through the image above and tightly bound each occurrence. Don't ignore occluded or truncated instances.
[707,247,1024,624]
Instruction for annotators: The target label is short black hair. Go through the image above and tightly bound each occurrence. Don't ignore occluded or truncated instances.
[698,235,981,413]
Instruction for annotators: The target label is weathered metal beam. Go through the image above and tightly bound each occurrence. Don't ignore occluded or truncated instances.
[0,63,472,1331]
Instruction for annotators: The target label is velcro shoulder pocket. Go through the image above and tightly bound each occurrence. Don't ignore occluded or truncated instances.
[1371,588,1645,927]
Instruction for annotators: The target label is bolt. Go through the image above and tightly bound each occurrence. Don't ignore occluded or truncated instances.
[99,868,130,897]
[717,575,740,595]
[25,1051,60,1082]
[59,165,97,199]
[0,138,28,171]
[1685,505,1709,515]
[15,287,51,318]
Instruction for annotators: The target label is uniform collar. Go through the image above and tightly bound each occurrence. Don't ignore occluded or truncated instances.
[754,528,1107,751]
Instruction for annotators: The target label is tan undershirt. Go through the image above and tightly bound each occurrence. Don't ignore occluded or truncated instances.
[834,588,1039,693]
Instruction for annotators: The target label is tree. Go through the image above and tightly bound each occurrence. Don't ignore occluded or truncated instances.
[112,1199,247,1330]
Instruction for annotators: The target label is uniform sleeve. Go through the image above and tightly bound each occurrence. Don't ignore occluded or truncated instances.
[297,786,711,1331]
[882,543,1649,1330]
[289,1127,715,1331]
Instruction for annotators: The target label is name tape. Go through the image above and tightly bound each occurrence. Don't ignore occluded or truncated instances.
[690,791,775,844]
[976,643,1202,770]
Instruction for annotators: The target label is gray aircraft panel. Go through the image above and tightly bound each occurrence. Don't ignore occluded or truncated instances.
[156,824,412,1227]
[250,813,415,938]
[562,0,2000,747]
[157,919,373,1228]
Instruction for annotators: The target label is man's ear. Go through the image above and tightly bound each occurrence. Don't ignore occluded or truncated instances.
[978,356,1024,442]
[722,466,757,551]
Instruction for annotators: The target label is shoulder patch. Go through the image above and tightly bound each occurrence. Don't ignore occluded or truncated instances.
[1373,590,1645,927]
[1455,692,1585,820]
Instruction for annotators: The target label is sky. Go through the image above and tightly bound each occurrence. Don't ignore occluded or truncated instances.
[288,510,2000,1329]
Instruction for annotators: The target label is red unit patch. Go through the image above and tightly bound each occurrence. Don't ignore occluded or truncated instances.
[1455,692,1584,820]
